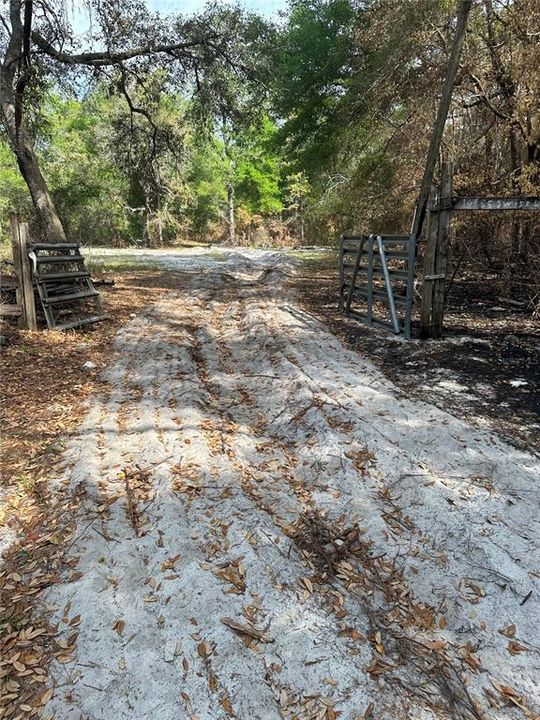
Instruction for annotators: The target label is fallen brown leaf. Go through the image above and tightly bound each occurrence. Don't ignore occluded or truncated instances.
[113,618,125,636]
[40,687,54,705]
[499,624,516,638]
[221,616,272,643]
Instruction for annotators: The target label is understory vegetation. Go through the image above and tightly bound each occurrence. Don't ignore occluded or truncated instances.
[1,0,539,295]
[0,82,288,248]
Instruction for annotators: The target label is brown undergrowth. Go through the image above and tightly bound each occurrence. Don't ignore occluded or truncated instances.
[0,482,82,719]
[0,271,181,485]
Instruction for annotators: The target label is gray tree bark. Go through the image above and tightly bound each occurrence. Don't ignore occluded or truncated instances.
[1,0,67,243]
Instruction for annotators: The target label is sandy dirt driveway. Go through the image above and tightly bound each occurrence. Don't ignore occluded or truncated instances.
[43,250,539,720]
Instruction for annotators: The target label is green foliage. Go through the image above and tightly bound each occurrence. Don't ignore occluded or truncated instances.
[0,87,288,246]
[39,94,132,244]
[273,0,358,173]
[2,0,537,255]
[286,172,311,209]
[235,115,283,215]
[186,135,228,234]
[184,113,284,241]
[0,142,30,243]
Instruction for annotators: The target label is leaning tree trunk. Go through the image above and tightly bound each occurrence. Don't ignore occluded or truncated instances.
[15,132,67,244]
[0,95,67,244]
[0,0,67,244]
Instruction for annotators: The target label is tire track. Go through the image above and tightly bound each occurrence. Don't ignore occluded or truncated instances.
[41,256,539,720]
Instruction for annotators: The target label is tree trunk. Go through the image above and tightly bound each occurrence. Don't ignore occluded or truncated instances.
[145,207,153,247]
[13,131,67,243]
[1,0,67,244]
[227,182,235,245]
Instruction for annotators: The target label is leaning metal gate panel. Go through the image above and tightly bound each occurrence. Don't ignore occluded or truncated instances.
[338,234,416,339]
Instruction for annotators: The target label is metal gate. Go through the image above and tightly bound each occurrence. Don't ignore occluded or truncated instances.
[338,234,416,339]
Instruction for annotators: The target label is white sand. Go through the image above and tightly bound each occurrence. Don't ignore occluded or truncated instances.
[43,250,539,720]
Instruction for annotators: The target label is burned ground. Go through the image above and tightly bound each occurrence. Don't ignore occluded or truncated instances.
[294,261,539,452]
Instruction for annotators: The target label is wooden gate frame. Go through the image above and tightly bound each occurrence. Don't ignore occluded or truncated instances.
[420,163,540,338]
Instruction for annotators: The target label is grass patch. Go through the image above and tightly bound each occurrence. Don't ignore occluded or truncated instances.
[86,257,165,273]
[286,247,338,277]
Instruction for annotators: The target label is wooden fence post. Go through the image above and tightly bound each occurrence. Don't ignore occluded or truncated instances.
[420,163,453,338]
[431,165,453,337]
[19,222,37,330]
[10,213,25,328]
[10,212,37,330]
[420,188,438,336]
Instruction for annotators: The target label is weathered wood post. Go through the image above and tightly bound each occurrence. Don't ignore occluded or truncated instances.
[10,212,37,330]
[420,187,438,336]
[10,213,25,328]
[19,221,38,330]
[409,0,471,244]
[420,163,453,338]
[431,166,453,336]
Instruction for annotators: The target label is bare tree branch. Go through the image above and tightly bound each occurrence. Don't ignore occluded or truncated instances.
[30,30,219,67]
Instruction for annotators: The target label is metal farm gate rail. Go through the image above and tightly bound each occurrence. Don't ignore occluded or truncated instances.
[338,234,416,339]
